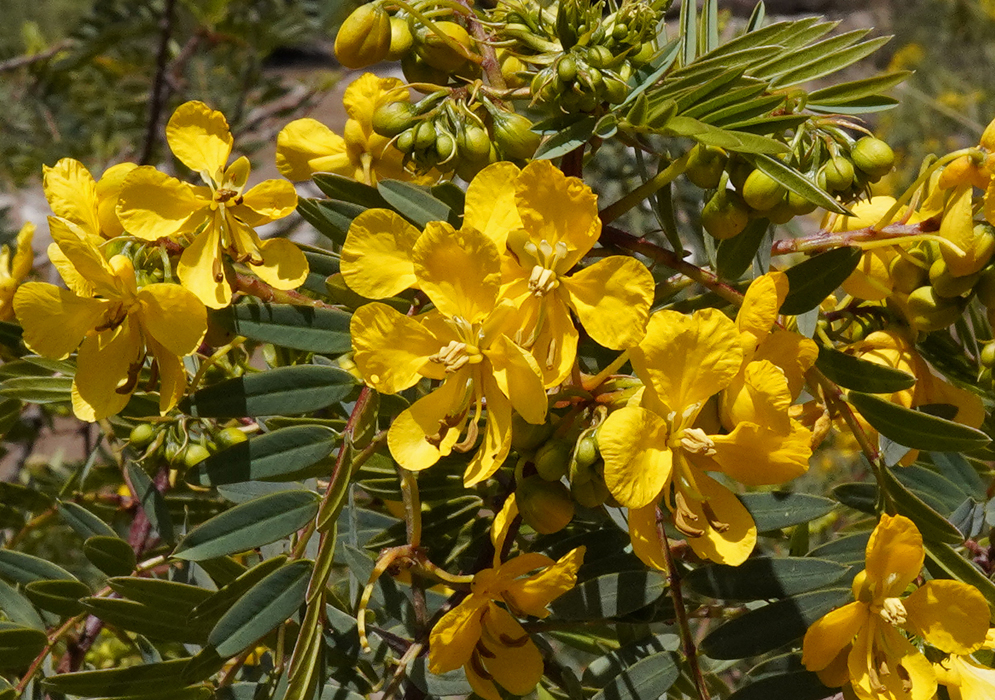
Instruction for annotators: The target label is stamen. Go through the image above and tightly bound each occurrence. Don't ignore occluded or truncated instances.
[498,632,531,648]
[879,597,907,626]
[679,427,716,456]
[701,500,730,533]
[674,491,704,538]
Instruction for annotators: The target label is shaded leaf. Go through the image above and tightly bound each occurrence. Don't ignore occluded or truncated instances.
[551,570,667,620]
[684,557,847,601]
[211,301,352,354]
[848,392,991,452]
[189,556,288,626]
[780,247,862,315]
[84,536,138,578]
[312,174,388,209]
[716,218,769,280]
[0,549,77,584]
[728,671,837,700]
[815,346,916,393]
[0,375,73,403]
[925,540,995,614]
[126,463,174,544]
[41,658,194,697]
[377,180,457,228]
[535,116,597,160]
[58,501,116,540]
[0,580,45,631]
[23,579,89,617]
[81,597,209,643]
[752,154,849,216]
[108,577,213,614]
[591,650,680,700]
[0,624,46,669]
[297,198,364,246]
[740,492,836,531]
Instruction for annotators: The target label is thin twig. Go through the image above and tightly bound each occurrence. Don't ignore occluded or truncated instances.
[0,40,71,73]
[139,0,177,165]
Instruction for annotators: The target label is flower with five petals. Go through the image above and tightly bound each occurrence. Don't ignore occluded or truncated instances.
[116,101,306,308]
[802,514,989,700]
[13,219,207,421]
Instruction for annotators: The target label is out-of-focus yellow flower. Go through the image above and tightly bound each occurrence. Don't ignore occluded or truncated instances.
[428,547,584,700]
[43,158,136,240]
[13,219,207,421]
[803,514,989,700]
[350,224,547,486]
[276,73,430,185]
[116,101,305,308]
[599,308,811,569]
[935,629,995,700]
[0,222,34,321]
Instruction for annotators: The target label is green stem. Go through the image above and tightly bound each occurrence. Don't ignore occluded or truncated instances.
[599,151,692,224]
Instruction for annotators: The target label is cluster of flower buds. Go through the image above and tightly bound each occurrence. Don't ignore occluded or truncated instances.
[372,90,540,178]
[689,134,896,241]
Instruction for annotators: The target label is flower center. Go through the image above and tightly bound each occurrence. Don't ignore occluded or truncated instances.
[430,340,483,373]
[215,187,242,205]
[677,427,716,456]
[523,239,569,297]
[878,597,907,626]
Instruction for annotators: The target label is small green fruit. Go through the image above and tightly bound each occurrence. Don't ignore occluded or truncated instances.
[929,257,980,298]
[385,16,413,61]
[823,156,855,192]
[491,109,540,160]
[535,440,572,481]
[183,444,211,469]
[742,169,787,211]
[371,101,417,138]
[517,477,574,534]
[702,189,750,240]
[786,190,817,215]
[905,285,964,331]
[981,342,995,368]
[889,251,929,295]
[975,265,995,308]
[684,144,727,190]
[851,137,895,181]
[129,423,155,449]
[215,427,248,449]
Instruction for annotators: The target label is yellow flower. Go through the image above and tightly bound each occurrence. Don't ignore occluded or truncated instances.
[13,219,207,421]
[802,514,989,700]
[599,308,812,568]
[350,223,547,486]
[43,158,136,240]
[0,222,34,321]
[116,101,306,308]
[428,547,584,700]
[276,73,431,185]
[935,630,995,700]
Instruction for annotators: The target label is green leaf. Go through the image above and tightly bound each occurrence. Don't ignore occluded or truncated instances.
[752,29,868,79]
[0,321,22,350]
[815,346,916,393]
[108,577,213,614]
[535,116,597,160]
[684,557,847,601]
[58,501,116,540]
[0,580,45,631]
[550,570,667,620]
[188,556,289,626]
[0,375,73,403]
[173,489,320,561]
[728,671,836,700]
[752,154,850,216]
[407,658,472,697]
[807,95,900,115]
[664,116,788,154]
[23,579,90,616]
[0,482,53,512]
[780,247,862,315]
[83,536,137,578]
[81,597,209,643]
[41,658,194,697]
[183,365,356,418]
[882,467,965,544]
[297,198,364,246]
[622,39,680,106]
[716,218,769,280]
[679,0,697,65]
[377,180,457,228]
[312,174,389,209]
[807,71,911,105]
[740,492,836,531]
[848,392,991,452]
[700,588,851,659]
[211,301,352,354]
[209,559,312,658]
[0,549,77,584]
[126,463,174,544]
[591,650,680,700]
[772,37,891,88]
[185,425,337,487]
[807,531,870,565]
[0,625,46,669]
[925,540,995,614]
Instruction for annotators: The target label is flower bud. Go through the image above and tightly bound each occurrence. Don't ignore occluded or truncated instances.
[491,109,540,160]
[573,435,598,470]
[334,4,392,70]
[981,341,995,368]
[215,426,248,449]
[129,423,156,449]
[684,144,727,190]
[571,470,610,508]
[414,120,437,151]
[386,16,413,61]
[517,476,574,534]
[400,52,448,87]
[889,249,929,294]
[557,55,578,84]
[458,124,492,162]
[742,169,786,211]
[535,440,572,481]
[929,257,979,298]
[183,444,212,469]
[702,189,750,240]
[371,101,418,138]
[417,21,472,72]
[904,285,965,332]
[851,137,895,181]
[511,413,553,453]
[786,190,817,215]
[975,265,995,308]
[822,156,855,192]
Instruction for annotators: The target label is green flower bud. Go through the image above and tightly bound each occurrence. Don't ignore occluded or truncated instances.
[396,127,416,154]
[823,156,855,192]
[603,76,629,104]
[129,423,155,449]
[183,444,212,469]
[557,55,577,84]
[702,189,750,240]
[571,469,610,508]
[414,120,437,151]
[574,435,598,470]
[905,285,965,332]
[889,250,929,295]
[417,21,472,72]
[386,16,413,61]
[786,189,817,215]
[851,137,895,181]
[981,342,995,368]
[726,158,753,190]
[400,52,448,86]
[975,266,995,308]
[435,132,456,162]
[458,124,491,162]
[491,109,540,160]
[334,4,392,70]
[684,144,727,190]
[586,45,614,69]
[215,427,248,449]
[517,476,574,534]
[742,169,787,211]
[511,413,553,453]
[929,257,980,298]
[371,100,418,138]
[535,440,572,481]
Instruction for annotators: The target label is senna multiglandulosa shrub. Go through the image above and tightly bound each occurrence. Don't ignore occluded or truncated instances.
[4,2,995,700]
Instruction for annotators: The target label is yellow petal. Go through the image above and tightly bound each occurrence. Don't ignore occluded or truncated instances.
[464,373,512,487]
[631,308,743,414]
[529,293,579,388]
[351,302,445,393]
[940,653,995,700]
[147,335,187,415]
[515,160,600,269]
[137,283,207,356]
[47,240,91,298]
[849,622,936,700]
[478,605,544,696]
[72,320,143,422]
[14,282,109,359]
[628,503,668,572]
[737,271,789,343]
[682,471,757,566]
[343,73,405,138]
[427,594,487,674]
[463,162,521,250]
[166,101,233,176]
[96,162,137,238]
[722,359,794,433]
[842,249,896,301]
[501,546,584,618]
[234,179,298,227]
[559,256,654,349]
[485,334,547,426]
[251,238,309,291]
[116,166,212,241]
[340,209,420,299]
[177,222,231,309]
[865,514,924,598]
[904,580,989,655]
[600,406,672,509]
[43,158,101,237]
[413,222,500,324]
[710,419,812,486]
[943,183,987,277]
[387,375,465,471]
[754,330,818,400]
[490,493,519,568]
[11,222,35,281]
[276,118,350,182]
[464,657,502,700]
[918,372,985,430]
[802,601,868,672]
[48,217,122,298]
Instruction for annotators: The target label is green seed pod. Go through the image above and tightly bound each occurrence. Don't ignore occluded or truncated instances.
[889,251,930,295]
[702,189,750,240]
[823,156,855,192]
[684,144,728,190]
[371,100,418,137]
[975,266,995,308]
[414,120,437,151]
[929,257,980,298]
[334,4,392,70]
[491,109,540,160]
[129,423,155,449]
[517,476,574,534]
[215,426,248,449]
[905,285,965,332]
[385,16,413,61]
[417,21,472,72]
[557,55,577,83]
[459,124,492,162]
[742,169,787,211]
[851,137,895,181]
[535,440,572,481]
[498,50,529,89]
